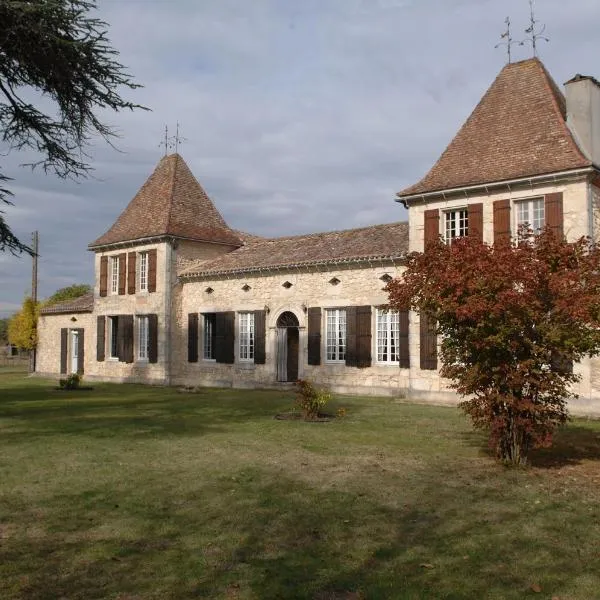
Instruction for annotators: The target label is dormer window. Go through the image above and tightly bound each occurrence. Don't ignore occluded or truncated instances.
[110,256,119,295]
[444,209,468,244]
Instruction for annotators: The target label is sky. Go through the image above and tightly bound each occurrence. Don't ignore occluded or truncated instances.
[2,0,600,317]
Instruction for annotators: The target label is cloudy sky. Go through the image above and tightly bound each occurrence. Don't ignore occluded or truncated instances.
[1,0,599,317]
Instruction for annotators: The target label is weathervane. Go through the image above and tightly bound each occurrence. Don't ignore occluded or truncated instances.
[158,122,188,155]
[521,0,549,57]
[495,16,516,63]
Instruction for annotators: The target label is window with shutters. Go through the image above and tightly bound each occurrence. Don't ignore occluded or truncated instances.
[138,252,148,292]
[326,309,346,362]
[376,309,400,364]
[108,316,119,359]
[203,313,216,360]
[110,256,119,295]
[239,312,254,361]
[444,209,468,244]
[137,315,149,361]
[515,197,545,233]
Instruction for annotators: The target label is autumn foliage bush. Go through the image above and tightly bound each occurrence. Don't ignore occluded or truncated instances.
[387,228,600,465]
[295,379,331,420]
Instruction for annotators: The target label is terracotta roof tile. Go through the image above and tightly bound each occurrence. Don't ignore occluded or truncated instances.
[89,154,242,248]
[398,58,591,198]
[180,221,408,278]
[39,292,94,315]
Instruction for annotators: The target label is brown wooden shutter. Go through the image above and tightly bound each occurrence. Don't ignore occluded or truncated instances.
[76,328,85,374]
[60,328,68,374]
[468,203,483,242]
[424,209,440,247]
[493,199,511,246]
[356,305,372,369]
[118,253,126,295]
[545,192,564,239]
[148,314,158,363]
[254,310,266,364]
[127,252,136,295]
[345,306,357,367]
[398,310,409,368]
[96,316,105,361]
[118,315,134,363]
[551,351,573,375]
[307,307,321,365]
[188,313,199,362]
[420,312,437,370]
[99,256,108,297]
[215,311,235,364]
[148,249,157,293]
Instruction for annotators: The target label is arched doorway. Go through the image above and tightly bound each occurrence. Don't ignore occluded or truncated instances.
[276,311,299,382]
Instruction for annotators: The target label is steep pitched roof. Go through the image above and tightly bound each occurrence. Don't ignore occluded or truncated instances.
[89,154,242,248]
[180,221,408,279]
[39,292,94,315]
[398,58,591,199]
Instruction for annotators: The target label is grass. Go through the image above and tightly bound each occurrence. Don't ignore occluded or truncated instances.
[1,374,599,599]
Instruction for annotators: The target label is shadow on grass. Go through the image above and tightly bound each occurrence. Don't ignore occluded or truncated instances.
[529,424,600,468]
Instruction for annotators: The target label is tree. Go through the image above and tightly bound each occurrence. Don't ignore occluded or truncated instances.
[0,0,145,254]
[43,283,91,306]
[386,229,600,465]
[8,296,39,350]
[0,317,8,345]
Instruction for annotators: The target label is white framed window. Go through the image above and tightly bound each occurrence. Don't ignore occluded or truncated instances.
[110,256,119,295]
[377,309,400,364]
[137,315,149,360]
[444,209,468,244]
[516,198,545,233]
[326,308,346,362]
[138,252,148,292]
[108,316,119,359]
[203,313,216,360]
[239,312,254,361]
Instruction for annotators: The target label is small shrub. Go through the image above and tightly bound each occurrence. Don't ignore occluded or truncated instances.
[59,373,81,390]
[296,379,331,420]
[336,407,347,418]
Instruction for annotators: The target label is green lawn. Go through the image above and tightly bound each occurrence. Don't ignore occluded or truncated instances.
[1,374,599,600]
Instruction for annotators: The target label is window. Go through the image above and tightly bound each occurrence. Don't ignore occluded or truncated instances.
[203,313,216,360]
[110,256,119,295]
[138,252,148,292]
[108,316,119,358]
[377,309,400,363]
[516,198,545,233]
[239,312,254,361]
[444,209,468,243]
[138,316,149,360]
[326,309,346,362]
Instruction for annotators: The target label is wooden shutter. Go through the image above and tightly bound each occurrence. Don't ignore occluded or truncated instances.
[99,256,108,297]
[545,192,564,239]
[307,307,321,365]
[356,305,372,369]
[493,199,511,246]
[96,316,105,361]
[60,328,68,374]
[551,352,573,375]
[148,249,157,293]
[468,203,483,242]
[345,306,357,367]
[76,328,85,374]
[215,311,235,364]
[148,314,158,364]
[420,312,438,370]
[118,315,134,363]
[254,310,266,364]
[424,209,440,247]
[118,253,126,295]
[188,313,199,362]
[398,310,409,368]
[127,252,136,295]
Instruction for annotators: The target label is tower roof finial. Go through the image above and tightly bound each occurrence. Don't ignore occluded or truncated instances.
[495,16,516,64]
[521,0,549,57]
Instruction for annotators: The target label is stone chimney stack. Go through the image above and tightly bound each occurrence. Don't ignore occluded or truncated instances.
[565,74,600,166]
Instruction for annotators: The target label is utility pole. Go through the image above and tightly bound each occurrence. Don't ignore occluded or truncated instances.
[30,231,39,373]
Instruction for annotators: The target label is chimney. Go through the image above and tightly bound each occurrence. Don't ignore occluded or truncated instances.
[565,74,600,166]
